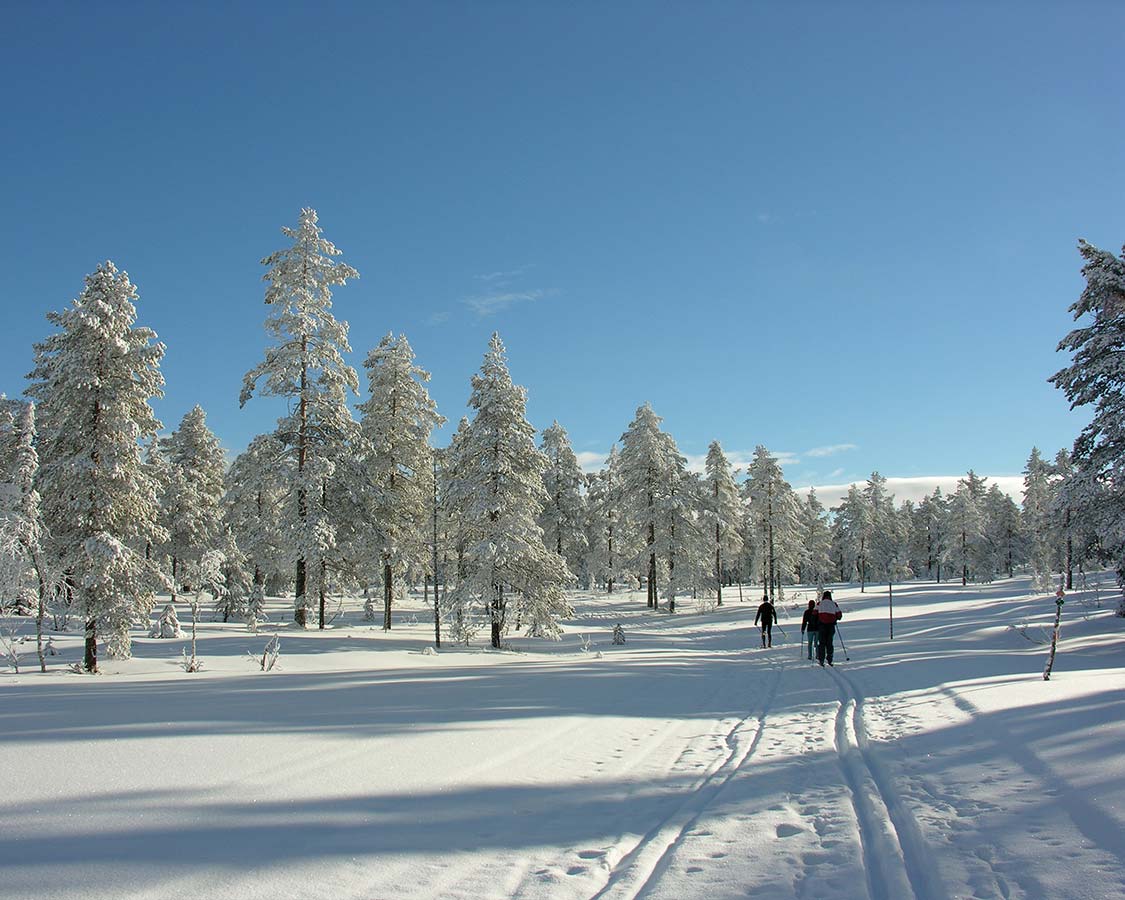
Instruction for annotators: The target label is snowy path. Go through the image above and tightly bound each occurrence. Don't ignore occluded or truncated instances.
[2,577,1123,900]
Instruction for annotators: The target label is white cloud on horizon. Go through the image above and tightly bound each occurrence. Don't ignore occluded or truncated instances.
[797,475,1025,510]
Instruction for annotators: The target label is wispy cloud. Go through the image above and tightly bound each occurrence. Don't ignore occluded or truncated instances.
[475,265,532,283]
[464,289,545,317]
[426,310,450,325]
[805,443,858,458]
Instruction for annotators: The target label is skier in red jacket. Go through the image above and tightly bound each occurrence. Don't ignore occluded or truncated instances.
[815,590,843,666]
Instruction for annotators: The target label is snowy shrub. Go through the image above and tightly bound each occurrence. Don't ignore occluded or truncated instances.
[612,623,626,645]
[579,633,593,652]
[180,647,203,673]
[151,603,181,639]
[246,582,267,633]
[256,635,281,671]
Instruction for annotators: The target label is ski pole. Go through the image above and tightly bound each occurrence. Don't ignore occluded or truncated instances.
[836,625,850,661]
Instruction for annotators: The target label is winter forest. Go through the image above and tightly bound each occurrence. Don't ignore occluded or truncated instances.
[4,210,1125,900]
[1,210,1123,674]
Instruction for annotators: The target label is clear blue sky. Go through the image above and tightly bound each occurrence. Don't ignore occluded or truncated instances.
[1,1,1121,493]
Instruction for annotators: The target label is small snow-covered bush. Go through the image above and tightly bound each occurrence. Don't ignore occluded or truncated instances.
[151,604,181,639]
[612,624,626,645]
[256,635,281,671]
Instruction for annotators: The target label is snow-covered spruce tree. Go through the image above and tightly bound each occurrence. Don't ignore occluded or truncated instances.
[797,488,834,589]
[538,421,588,584]
[158,405,226,603]
[654,460,701,612]
[240,208,360,628]
[585,446,640,594]
[215,527,253,622]
[1022,447,1056,590]
[982,484,1022,580]
[26,262,166,671]
[831,485,867,585]
[450,335,572,647]
[944,473,986,585]
[743,446,801,599]
[618,404,684,609]
[701,442,743,604]
[436,417,476,638]
[224,432,290,595]
[862,472,898,585]
[1050,240,1125,610]
[0,402,54,670]
[358,332,443,630]
[1050,448,1079,589]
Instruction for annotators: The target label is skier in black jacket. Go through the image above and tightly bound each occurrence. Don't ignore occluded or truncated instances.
[800,599,819,660]
[755,595,777,648]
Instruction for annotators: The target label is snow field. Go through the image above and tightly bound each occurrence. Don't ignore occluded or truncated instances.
[1,575,1123,900]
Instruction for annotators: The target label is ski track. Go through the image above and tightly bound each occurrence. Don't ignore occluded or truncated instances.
[830,667,945,900]
[583,659,784,900]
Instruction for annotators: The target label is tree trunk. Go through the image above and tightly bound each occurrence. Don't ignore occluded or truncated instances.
[295,558,307,627]
[491,584,503,649]
[383,561,393,630]
[84,616,97,672]
[319,559,327,630]
[432,455,441,648]
[295,335,309,626]
[171,555,179,604]
[715,520,723,605]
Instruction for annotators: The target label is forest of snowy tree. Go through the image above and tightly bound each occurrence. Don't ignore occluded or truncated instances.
[1,211,1123,672]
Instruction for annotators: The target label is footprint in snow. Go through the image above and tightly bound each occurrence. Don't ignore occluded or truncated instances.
[776,823,804,838]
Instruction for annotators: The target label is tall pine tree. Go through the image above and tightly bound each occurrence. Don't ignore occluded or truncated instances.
[240,208,360,628]
[27,262,166,670]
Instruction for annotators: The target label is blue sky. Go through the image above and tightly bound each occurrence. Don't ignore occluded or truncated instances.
[1,1,1121,500]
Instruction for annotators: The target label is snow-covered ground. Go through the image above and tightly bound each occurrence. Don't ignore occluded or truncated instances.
[2,576,1123,900]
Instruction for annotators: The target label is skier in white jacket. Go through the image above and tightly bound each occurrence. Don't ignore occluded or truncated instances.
[815,590,843,666]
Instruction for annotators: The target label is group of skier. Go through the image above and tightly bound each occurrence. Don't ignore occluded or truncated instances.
[754,590,843,666]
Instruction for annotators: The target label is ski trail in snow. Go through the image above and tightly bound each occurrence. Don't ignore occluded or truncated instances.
[830,668,944,900]
[586,660,784,900]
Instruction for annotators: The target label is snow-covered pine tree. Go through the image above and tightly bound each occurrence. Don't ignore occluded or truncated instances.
[26,262,166,670]
[1049,239,1125,610]
[1050,448,1078,589]
[438,417,475,640]
[0,403,53,670]
[618,404,684,609]
[918,488,950,582]
[944,474,986,585]
[585,446,638,593]
[743,446,800,599]
[450,335,572,647]
[225,433,290,595]
[982,484,1022,580]
[158,405,226,603]
[538,421,588,583]
[1022,447,1056,590]
[358,332,443,630]
[701,442,744,604]
[215,527,253,622]
[863,471,898,585]
[240,208,360,628]
[797,488,834,589]
[655,461,701,612]
[831,485,868,585]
